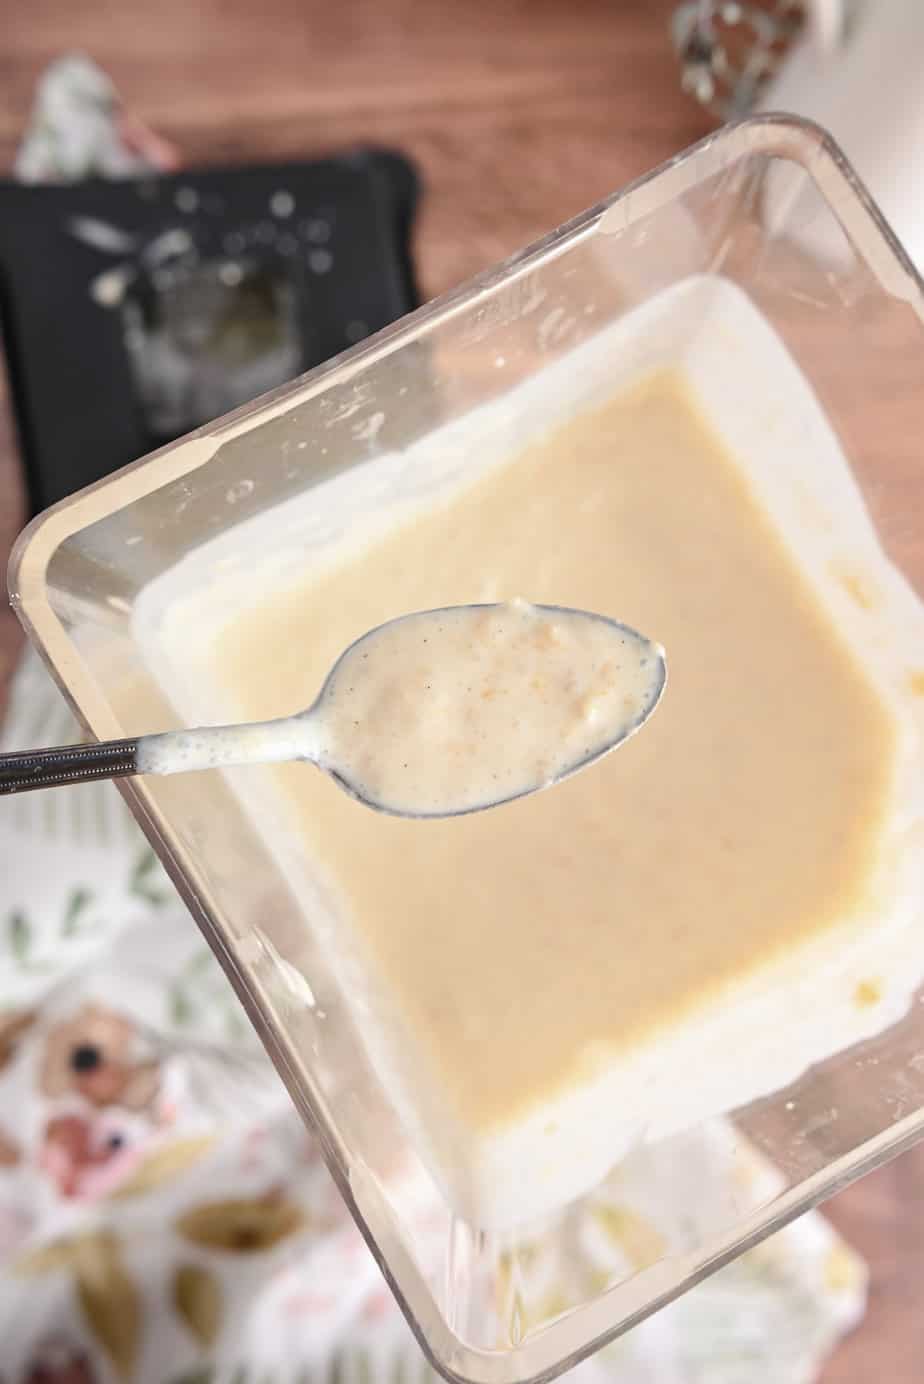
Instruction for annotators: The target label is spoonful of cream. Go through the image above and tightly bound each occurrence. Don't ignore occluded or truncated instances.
[0,600,666,816]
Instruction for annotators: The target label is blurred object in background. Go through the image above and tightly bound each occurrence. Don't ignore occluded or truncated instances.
[13,53,181,183]
[673,1,924,271]
[672,1,808,116]
[0,57,419,515]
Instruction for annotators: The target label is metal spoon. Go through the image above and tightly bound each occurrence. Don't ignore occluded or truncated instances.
[0,603,666,817]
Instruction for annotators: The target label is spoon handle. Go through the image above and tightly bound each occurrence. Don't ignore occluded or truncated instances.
[0,739,140,794]
[0,716,319,795]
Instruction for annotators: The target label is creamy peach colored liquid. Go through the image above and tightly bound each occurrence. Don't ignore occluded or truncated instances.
[211,372,896,1135]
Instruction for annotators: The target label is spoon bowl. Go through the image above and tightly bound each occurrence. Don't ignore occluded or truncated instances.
[310,602,667,817]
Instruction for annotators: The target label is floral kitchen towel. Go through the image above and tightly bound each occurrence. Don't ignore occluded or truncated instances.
[0,647,867,1384]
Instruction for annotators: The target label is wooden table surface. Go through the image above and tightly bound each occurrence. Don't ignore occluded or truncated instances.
[1,2,922,1378]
